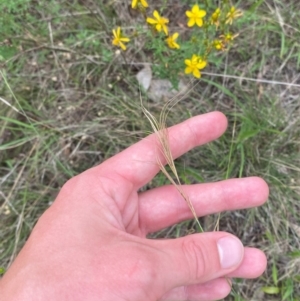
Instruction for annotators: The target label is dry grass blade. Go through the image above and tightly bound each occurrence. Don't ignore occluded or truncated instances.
[141,79,203,232]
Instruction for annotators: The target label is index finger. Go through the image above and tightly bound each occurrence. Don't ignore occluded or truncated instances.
[96,111,227,189]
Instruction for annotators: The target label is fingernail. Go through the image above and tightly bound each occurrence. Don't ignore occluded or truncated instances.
[217,236,244,269]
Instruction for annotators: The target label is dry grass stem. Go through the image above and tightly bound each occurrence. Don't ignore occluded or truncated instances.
[141,79,204,232]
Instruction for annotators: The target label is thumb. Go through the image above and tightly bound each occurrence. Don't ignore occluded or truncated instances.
[153,232,244,289]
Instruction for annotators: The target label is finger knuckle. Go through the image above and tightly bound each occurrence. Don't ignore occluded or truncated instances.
[181,239,208,280]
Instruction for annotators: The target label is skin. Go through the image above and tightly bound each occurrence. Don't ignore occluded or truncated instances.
[0,112,269,301]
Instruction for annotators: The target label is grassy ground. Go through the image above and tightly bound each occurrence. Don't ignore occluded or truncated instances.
[1,0,300,300]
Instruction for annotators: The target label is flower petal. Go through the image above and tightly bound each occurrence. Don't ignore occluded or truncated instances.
[187,18,195,27]
[186,11,193,17]
[141,0,148,7]
[191,54,199,61]
[166,37,172,47]
[161,17,169,24]
[198,10,206,17]
[184,59,192,66]
[156,24,162,32]
[153,10,160,20]
[193,69,201,78]
[131,0,137,8]
[163,25,168,35]
[185,67,192,74]
[192,5,200,14]
[196,18,203,27]
[146,17,156,24]
[172,32,179,40]
[120,42,126,51]
[197,61,207,69]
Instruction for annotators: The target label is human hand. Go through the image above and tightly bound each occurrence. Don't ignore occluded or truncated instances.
[0,112,268,301]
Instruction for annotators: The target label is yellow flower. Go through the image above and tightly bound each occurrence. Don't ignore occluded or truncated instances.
[186,4,206,27]
[220,32,239,42]
[226,6,243,25]
[166,32,180,49]
[131,0,148,9]
[224,33,234,42]
[213,39,225,51]
[146,10,169,35]
[184,54,207,78]
[211,7,221,27]
[112,27,130,51]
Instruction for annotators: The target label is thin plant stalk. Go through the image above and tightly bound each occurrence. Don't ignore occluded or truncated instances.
[141,79,204,232]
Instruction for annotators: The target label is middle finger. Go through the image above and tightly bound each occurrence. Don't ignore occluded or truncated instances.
[138,177,268,234]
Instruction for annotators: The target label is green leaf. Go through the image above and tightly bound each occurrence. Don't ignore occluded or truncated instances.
[249,0,265,12]
[0,116,35,129]
[182,167,205,183]
[237,128,260,143]
[282,279,294,300]
[288,250,300,258]
[262,287,280,294]
[0,136,37,150]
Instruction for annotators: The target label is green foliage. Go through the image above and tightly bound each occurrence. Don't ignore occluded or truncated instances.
[112,1,244,81]
[0,0,30,59]
[0,0,30,35]
[0,0,30,12]
[0,45,18,61]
